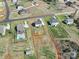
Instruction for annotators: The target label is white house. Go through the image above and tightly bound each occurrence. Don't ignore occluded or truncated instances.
[34,18,44,27]
[16,5,26,15]
[64,18,74,25]
[24,48,32,56]
[17,6,24,11]
[64,0,75,3]
[49,16,59,26]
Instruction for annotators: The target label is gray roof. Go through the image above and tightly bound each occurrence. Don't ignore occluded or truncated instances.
[0,26,5,34]
[50,17,58,23]
[65,18,74,22]
[17,24,25,34]
[35,19,42,25]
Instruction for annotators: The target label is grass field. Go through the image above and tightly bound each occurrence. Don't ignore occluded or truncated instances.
[57,15,79,36]
[44,16,69,38]
[40,46,55,59]
[24,55,36,59]
[56,15,66,21]
[49,25,69,38]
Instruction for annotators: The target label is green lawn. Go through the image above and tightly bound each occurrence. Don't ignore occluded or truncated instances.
[57,15,66,21]
[24,55,36,59]
[40,46,55,59]
[57,15,79,36]
[78,32,79,35]
[49,25,69,38]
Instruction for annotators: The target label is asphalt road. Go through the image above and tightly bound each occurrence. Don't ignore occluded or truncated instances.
[0,13,54,23]
[0,11,74,23]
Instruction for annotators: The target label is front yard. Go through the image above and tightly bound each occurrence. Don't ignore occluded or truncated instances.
[40,46,55,59]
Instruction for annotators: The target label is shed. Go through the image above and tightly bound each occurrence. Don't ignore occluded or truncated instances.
[24,48,32,55]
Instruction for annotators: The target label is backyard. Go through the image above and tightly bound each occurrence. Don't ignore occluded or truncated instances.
[57,15,79,36]
[44,16,69,38]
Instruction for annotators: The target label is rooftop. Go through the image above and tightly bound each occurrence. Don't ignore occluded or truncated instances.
[16,24,25,34]
[65,18,74,22]
[50,17,58,23]
[35,19,42,25]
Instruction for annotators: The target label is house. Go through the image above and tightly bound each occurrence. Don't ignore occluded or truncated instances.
[16,24,25,40]
[64,0,75,6]
[17,5,26,15]
[49,16,59,26]
[64,0,75,3]
[24,48,32,55]
[64,18,74,25]
[34,18,44,27]
[0,26,6,36]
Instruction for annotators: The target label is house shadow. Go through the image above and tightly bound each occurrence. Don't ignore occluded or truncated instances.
[68,15,73,18]
[31,23,35,27]
[62,21,66,24]
[74,19,79,29]
[74,20,77,24]
[47,21,51,25]
[76,24,79,29]
[15,26,17,32]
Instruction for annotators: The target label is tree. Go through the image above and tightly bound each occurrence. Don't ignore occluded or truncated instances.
[43,0,58,5]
